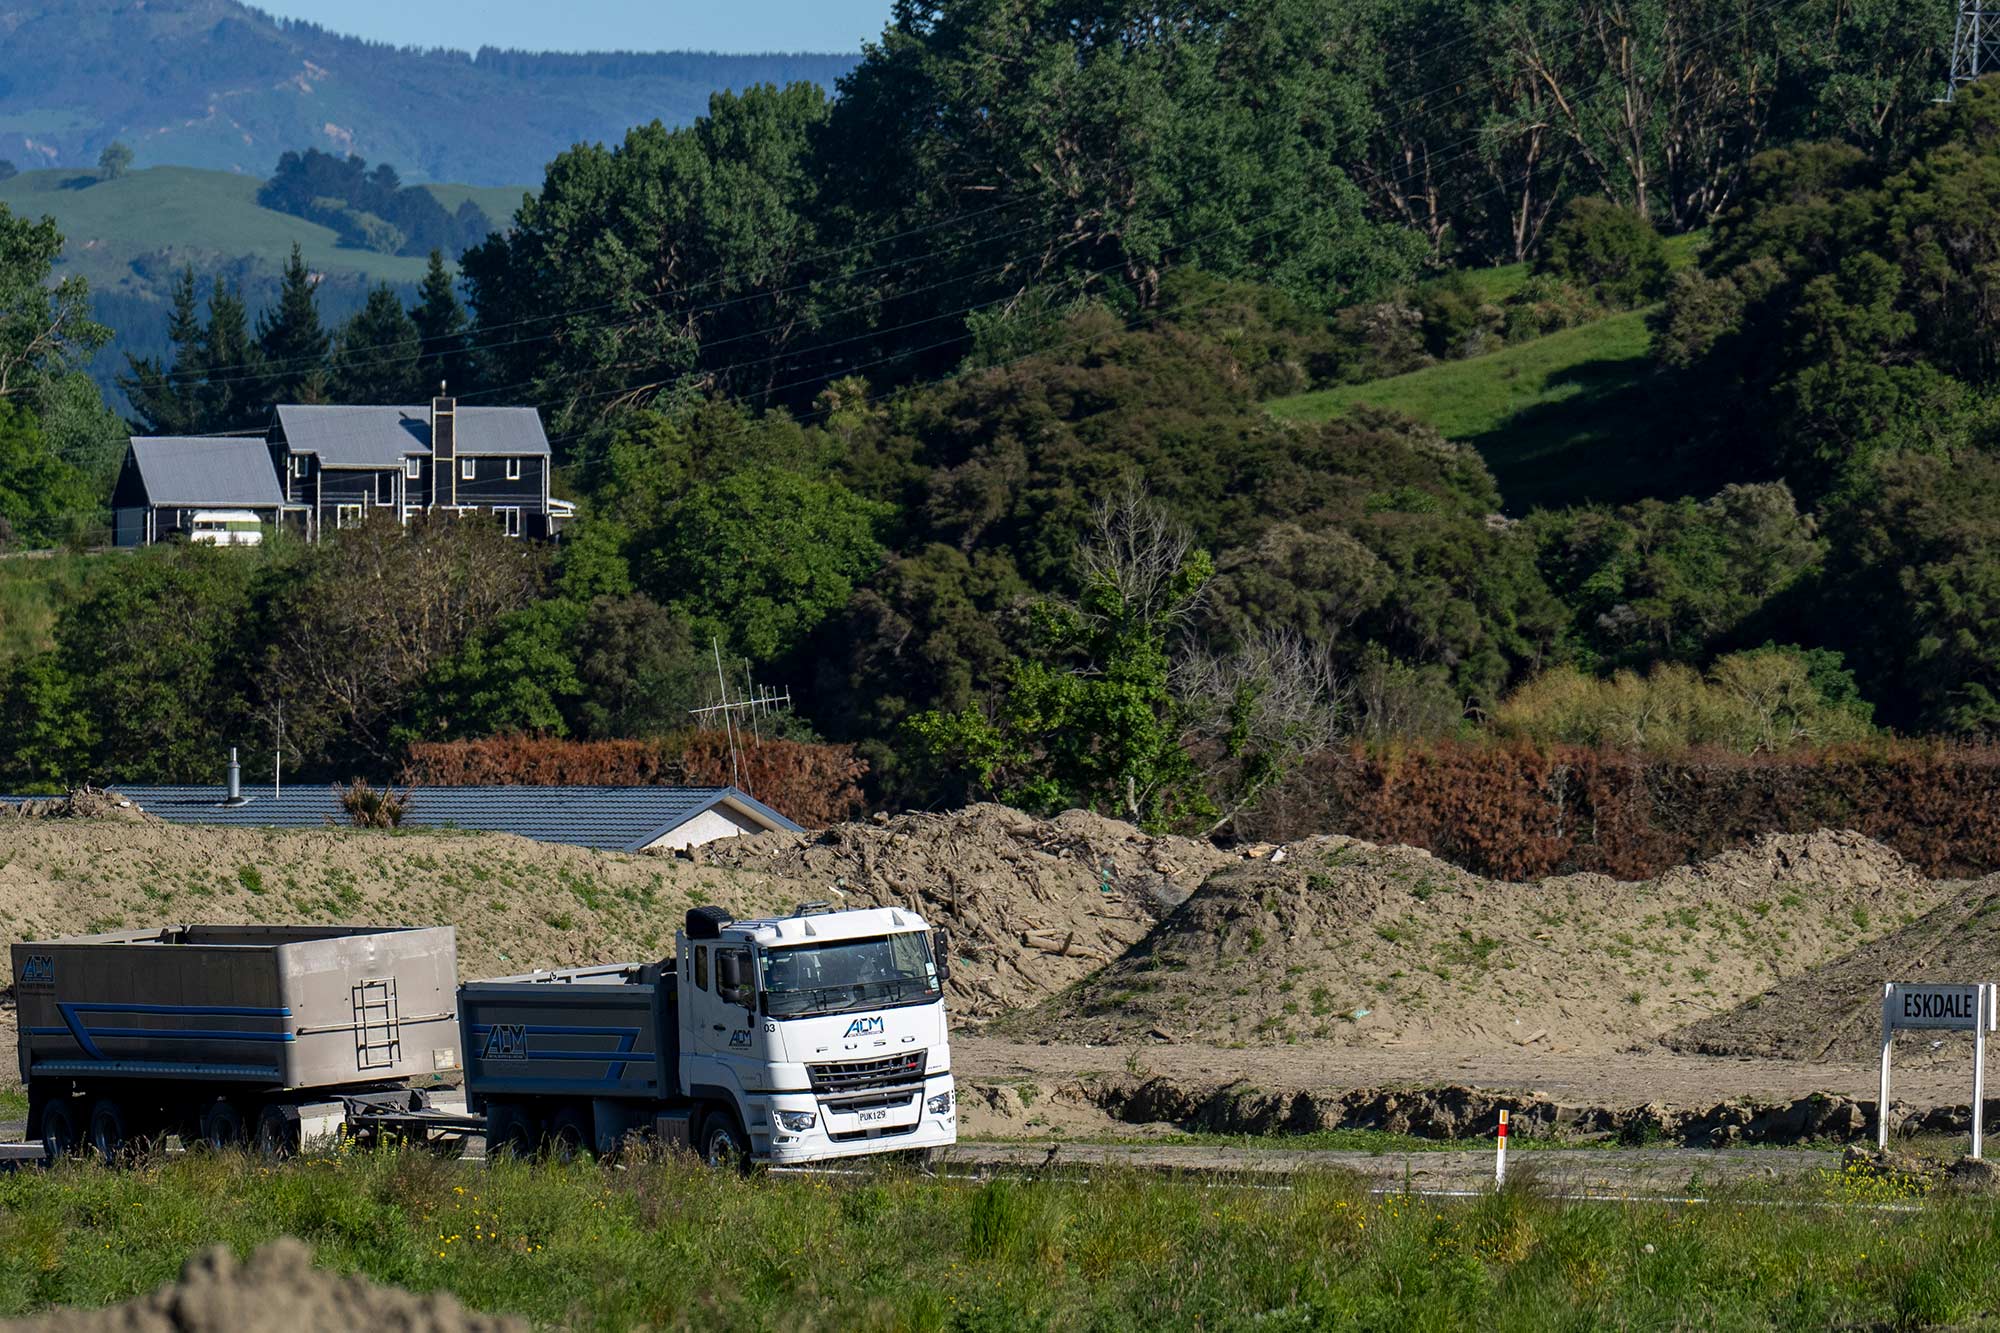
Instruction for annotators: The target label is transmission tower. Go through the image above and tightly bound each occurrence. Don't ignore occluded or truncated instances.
[1947,0,2000,99]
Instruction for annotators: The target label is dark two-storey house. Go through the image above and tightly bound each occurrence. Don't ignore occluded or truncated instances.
[112,396,572,545]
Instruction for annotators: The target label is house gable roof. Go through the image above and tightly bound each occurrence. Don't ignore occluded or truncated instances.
[273,405,551,467]
[36,785,803,853]
[127,437,285,508]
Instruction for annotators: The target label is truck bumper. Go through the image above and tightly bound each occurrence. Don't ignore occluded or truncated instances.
[755,1073,957,1165]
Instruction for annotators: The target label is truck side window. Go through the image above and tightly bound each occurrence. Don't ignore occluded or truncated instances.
[694,945,709,991]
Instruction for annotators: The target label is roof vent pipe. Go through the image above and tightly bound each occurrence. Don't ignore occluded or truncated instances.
[223,747,246,806]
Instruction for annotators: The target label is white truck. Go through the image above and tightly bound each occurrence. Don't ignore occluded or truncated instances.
[459,904,958,1166]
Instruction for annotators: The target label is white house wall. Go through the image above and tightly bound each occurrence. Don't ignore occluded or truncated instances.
[644,805,767,850]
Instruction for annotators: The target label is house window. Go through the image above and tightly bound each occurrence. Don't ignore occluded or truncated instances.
[404,458,420,479]
[460,458,475,481]
[505,457,522,481]
[376,472,394,505]
[495,506,522,538]
[289,455,307,479]
[335,504,363,530]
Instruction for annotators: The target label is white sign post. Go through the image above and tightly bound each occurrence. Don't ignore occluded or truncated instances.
[1879,981,1996,1155]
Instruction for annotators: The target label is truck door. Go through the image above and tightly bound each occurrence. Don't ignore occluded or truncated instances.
[683,943,759,1073]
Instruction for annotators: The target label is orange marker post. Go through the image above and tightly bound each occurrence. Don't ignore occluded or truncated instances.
[1496,1109,1508,1185]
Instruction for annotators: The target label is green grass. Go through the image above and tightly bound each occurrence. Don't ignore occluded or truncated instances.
[1273,231,1710,513]
[1269,308,1698,513]
[0,1090,25,1120]
[0,1148,1985,1329]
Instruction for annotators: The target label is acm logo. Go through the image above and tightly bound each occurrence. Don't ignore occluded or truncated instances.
[17,955,54,990]
[842,1016,885,1038]
[482,1023,529,1061]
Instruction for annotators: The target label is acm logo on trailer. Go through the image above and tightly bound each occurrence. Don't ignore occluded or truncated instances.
[17,955,54,991]
[482,1023,529,1061]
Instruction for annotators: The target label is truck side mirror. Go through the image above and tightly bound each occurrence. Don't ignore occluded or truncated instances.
[717,951,752,1008]
[934,931,952,985]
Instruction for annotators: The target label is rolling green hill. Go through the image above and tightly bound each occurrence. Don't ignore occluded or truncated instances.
[0,165,531,399]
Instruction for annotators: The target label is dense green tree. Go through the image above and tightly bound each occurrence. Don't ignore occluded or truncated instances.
[196,280,263,431]
[411,250,472,395]
[330,284,423,404]
[0,399,97,548]
[120,265,204,434]
[1536,199,1670,309]
[96,142,133,180]
[0,205,107,402]
[255,244,330,404]
[910,497,1216,828]
[645,465,889,662]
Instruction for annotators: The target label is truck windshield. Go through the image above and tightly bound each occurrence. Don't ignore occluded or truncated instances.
[760,933,940,1018]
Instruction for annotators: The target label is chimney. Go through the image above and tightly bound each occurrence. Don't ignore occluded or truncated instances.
[430,387,456,510]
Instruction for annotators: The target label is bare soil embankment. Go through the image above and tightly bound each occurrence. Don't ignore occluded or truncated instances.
[1009,829,1941,1056]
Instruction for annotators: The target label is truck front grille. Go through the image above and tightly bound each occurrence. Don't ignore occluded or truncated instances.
[828,1121,920,1144]
[807,1051,925,1093]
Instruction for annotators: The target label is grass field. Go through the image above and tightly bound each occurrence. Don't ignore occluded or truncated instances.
[1272,233,1709,514]
[0,1148,1984,1329]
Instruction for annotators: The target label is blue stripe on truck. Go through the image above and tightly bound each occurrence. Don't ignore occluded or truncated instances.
[34,1002,296,1061]
[468,1023,642,1080]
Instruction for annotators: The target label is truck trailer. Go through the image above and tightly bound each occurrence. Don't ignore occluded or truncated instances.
[460,904,958,1165]
[11,924,475,1158]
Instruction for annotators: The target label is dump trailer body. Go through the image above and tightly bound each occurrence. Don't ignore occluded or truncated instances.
[458,962,678,1102]
[12,925,462,1091]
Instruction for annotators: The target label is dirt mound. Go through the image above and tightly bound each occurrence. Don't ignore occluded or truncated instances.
[1015,829,1951,1055]
[5,1238,521,1332]
[701,804,1233,1019]
[0,804,1231,1078]
[1670,875,2000,1066]
[1,787,150,822]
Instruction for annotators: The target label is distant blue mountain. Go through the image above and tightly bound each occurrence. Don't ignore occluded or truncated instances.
[0,0,860,185]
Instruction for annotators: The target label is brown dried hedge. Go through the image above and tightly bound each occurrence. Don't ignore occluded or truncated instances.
[1235,741,2000,881]
[400,733,867,828]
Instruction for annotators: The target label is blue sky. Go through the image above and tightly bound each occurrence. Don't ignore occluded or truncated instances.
[260,1,894,54]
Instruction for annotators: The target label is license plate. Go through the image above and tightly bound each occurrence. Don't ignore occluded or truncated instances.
[858,1108,888,1124]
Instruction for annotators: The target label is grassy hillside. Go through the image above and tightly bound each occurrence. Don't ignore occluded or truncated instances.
[1269,309,1690,513]
[1271,234,1707,514]
[0,166,531,402]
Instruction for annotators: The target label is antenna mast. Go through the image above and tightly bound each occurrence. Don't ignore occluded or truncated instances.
[1947,0,2000,98]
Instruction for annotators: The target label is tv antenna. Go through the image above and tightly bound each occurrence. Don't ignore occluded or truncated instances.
[688,638,792,792]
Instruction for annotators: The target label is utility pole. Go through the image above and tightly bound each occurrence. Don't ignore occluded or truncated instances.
[1947,0,2000,99]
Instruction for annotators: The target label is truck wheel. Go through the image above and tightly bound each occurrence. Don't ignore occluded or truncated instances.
[39,1100,78,1160]
[485,1103,537,1160]
[87,1098,130,1163]
[253,1104,299,1160]
[697,1107,750,1174]
[547,1105,593,1163]
[199,1100,247,1152]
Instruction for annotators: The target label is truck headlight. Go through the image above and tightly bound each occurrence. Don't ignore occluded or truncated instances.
[927,1092,954,1116]
[776,1110,817,1132]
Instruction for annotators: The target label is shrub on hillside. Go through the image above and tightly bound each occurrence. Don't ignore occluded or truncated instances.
[1493,649,1875,752]
[335,779,410,829]
[1503,273,1597,340]
[1536,198,1670,309]
[400,732,867,828]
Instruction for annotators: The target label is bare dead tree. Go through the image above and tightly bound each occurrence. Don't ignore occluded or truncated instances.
[1173,629,1347,837]
[1076,487,1207,630]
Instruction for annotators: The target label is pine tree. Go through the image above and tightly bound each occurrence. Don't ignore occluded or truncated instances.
[256,244,330,405]
[118,265,202,434]
[410,250,471,394]
[331,283,422,404]
[197,281,262,431]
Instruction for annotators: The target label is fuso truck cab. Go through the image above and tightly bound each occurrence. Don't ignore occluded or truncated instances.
[460,904,958,1166]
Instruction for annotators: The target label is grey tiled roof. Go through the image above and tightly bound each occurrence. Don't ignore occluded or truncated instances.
[273,405,551,467]
[11,786,803,853]
[128,437,285,507]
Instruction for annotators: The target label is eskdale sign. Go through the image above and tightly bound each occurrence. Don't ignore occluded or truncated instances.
[1890,985,1986,1029]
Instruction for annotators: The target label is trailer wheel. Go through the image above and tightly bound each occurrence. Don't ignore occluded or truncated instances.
[485,1103,537,1160]
[39,1099,78,1159]
[697,1107,750,1174]
[253,1104,299,1160]
[87,1098,130,1162]
[547,1105,593,1163]
[199,1100,247,1152]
